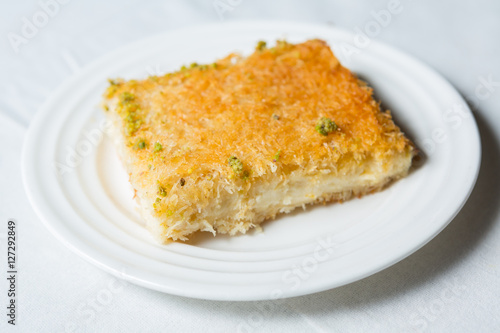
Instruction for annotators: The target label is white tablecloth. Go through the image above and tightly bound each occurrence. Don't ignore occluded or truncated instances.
[1,0,499,332]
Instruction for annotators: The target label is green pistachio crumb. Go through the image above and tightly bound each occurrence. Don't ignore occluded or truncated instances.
[120,100,142,136]
[273,150,281,162]
[120,92,135,104]
[228,156,244,175]
[256,40,267,51]
[125,117,143,136]
[135,139,146,149]
[180,178,185,186]
[211,63,218,69]
[276,40,288,49]
[180,65,187,71]
[147,164,152,170]
[272,114,280,120]
[153,197,162,211]
[153,142,163,152]
[315,117,338,136]
[157,184,167,197]
[190,62,198,68]
[105,79,123,97]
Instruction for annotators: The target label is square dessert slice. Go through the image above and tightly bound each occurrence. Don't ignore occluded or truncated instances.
[102,39,414,242]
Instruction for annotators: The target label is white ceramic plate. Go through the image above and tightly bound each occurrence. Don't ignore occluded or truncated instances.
[22,21,480,301]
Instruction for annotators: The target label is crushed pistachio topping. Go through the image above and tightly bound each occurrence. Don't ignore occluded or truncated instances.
[273,150,281,162]
[120,92,135,103]
[135,139,146,149]
[315,117,338,136]
[228,156,244,175]
[153,201,174,216]
[276,40,289,48]
[272,113,280,120]
[256,40,267,51]
[153,197,162,211]
[157,183,168,197]
[116,92,143,136]
[153,142,163,152]
[188,62,209,71]
[228,156,250,180]
[125,114,143,136]
[105,78,123,97]
[180,178,185,186]
[268,40,290,53]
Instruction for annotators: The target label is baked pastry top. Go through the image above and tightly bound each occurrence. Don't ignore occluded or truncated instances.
[102,39,414,242]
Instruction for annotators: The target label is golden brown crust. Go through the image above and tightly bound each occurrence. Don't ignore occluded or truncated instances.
[102,39,414,241]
